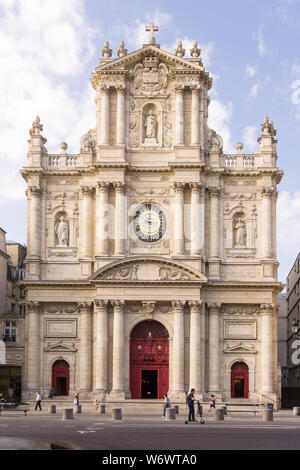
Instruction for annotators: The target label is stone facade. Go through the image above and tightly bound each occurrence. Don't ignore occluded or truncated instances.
[20,26,283,405]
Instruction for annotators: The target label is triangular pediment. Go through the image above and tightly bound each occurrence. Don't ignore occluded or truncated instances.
[44,341,77,353]
[89,256,207,283]
[224,343,257,354]
[92,45,212,90]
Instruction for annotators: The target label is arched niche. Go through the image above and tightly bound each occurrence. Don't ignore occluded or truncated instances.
[141,101,162,146]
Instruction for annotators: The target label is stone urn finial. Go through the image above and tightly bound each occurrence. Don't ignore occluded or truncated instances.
[236,142,244,153]
[60,142,68,154]
[101,41,112,59]
[117,40,127,58]
[190,40,201,58]
[175,40,185,58]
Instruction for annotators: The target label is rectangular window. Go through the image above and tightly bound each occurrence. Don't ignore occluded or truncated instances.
[3,322,17,342]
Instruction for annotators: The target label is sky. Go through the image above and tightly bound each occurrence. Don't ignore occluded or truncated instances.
[0,0,299,284]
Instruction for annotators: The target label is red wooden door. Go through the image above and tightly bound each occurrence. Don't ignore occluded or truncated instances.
[52,360,70,396]
[231,362,249,399]
[130,321,169,399]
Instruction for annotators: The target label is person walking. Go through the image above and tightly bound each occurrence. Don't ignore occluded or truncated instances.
[35,391,42,411]
[73,393,79,405]
[93,399,99,410]
[162,394,171,418]
[208,395,216,412]
[0,393,6,412]
[186,388,196,422]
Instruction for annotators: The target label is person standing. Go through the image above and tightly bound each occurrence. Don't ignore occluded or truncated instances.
[187,388,196,422]
[73,393,79,406]
[35,392,42,411]
[162,394,171,418]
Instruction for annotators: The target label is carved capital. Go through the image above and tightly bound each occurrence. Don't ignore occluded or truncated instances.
[261,187,275,198]
[111,300,125,311]
[97,181,110,193]
[173,182,186,193]
[94,299,109,311]
[207,302,222,314]
[207,186,221,198]
[27,301,40,313]
[81,186,94,197]
[78,302,93,313]
[190,85,201,95]
[189,182,202,193]
[260,303,275,315]
[172,300,186,312]
[27,186,42,198]
[113,182,126,194]
[188,300,203,313]
[175,85,184,94]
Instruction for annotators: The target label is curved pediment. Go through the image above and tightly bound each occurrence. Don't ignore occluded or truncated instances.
[89,256,207,283]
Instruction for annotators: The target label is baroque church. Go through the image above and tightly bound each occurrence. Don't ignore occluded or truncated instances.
[21,25,284,406]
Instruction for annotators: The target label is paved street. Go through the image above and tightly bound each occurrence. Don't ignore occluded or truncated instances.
[0,410,300,450]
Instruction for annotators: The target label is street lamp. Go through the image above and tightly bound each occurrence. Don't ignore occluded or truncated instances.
[291,319,300,338]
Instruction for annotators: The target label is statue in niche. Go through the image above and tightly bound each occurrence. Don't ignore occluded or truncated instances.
[235,218,247,247]
[55,215,69,247]
[144,109,157,140]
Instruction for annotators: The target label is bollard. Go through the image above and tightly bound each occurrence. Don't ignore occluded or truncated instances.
[173,405,179,415]
[112,408,122,420]
[220,405,227,416]
[74,404,82,414]
[293,407,300,416]
[63,408,73,420]
[49,405,56,414]
[263,409,273,422]
[166,407,176,420]
[215,409,224,421]
[98,404,106,414]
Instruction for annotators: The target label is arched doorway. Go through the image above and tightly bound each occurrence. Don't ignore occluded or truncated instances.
[231,362,249,399]
[52,360,70,396]
[130,321,169,399]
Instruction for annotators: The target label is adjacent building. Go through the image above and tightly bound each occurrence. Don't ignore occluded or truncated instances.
[20,26,283,405]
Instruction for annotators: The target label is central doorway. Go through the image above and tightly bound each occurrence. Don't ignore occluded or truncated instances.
[130,320,169,399]
[142,370,158,399]
[52,360,70,396]
[231,362,249,399]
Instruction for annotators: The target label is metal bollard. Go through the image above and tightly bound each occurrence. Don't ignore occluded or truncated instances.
[63,408,73,420]
[49,405,56,414]
[112,408,122,420]
[173,405,179,414]
[98,404,106,414]
[215,409,224,421]
[220,405,227,416]
[74,404,82,414]
[166,407,176,420]
[263,409,273,422]
[293,407,300,416]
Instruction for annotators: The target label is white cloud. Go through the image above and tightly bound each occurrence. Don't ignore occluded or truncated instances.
[208,100,234,153]
[254,28,269,56]
[246,65,256,78]
[277,191,300,279]
[0,0,98,204]
[243,126,258,153]
[248,82,261,100]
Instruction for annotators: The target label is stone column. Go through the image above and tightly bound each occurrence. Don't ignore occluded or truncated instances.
[261,188,274,259]
[100,87,110,146]
[116,87,125,145]
[175,87,184,145]
[27,187,42,258]
[173,183,185,256]
[191,87,200,145]
[188,301,202,392]
[199,89,205,150]
[207,303,221,392]
[96,182,110,257]
[261,303,275,394]
[94,300,109,393]
[208,187,221,259]
[79,302,93,392]
[81,186,93,258]
[26,302,40,392]
[111,300,125,397]
[172,301,185,396]
[190,183,202,255]
[114,183,126,257]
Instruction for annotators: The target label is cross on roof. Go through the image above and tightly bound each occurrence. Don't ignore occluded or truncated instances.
[145,22,158,45]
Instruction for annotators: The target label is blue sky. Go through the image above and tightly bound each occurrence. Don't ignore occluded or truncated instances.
[0,0,299,283]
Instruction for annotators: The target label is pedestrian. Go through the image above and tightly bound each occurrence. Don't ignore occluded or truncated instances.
[162,393,171,418]
[208,395,216,412]
[35,391,42,411]
[186,388,196,422]
[0,393,6,412]
[93,399,99,410]
[48,389,54,399]
[73,393,79,405]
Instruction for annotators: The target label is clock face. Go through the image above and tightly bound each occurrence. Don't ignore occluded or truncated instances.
[133,204,167,243]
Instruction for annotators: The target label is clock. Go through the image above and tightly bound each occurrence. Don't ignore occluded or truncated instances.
[133,203,167,243]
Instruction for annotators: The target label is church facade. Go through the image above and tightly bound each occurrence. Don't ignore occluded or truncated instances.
[21,26,283,405]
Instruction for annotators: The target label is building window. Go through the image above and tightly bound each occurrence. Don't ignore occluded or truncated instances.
[3,322,17,342]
